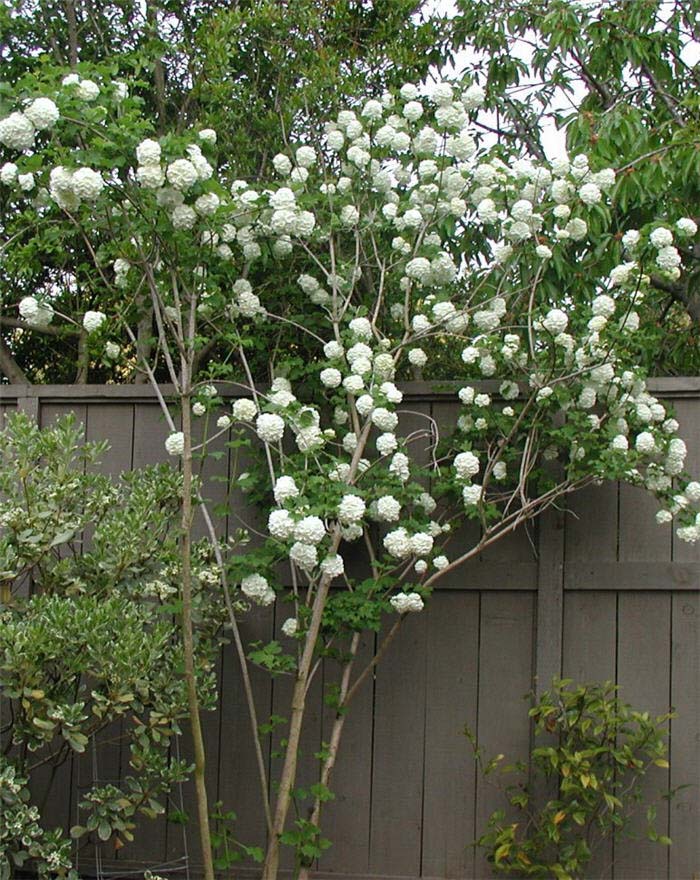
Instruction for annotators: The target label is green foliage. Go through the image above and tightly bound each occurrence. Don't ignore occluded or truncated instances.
[468,680,676,879]
[0,412,223,869]
[451,0,700,374]
[209,801,264,870]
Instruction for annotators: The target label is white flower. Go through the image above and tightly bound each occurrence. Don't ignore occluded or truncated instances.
[635,432,656,454]
[137,164,165,188]
[376,495,401,522]
[474,393,491,407]
[24,97,59,130]
[405,257,431,283]
[622,229,641,250]
[327,130,345,151]
[198,128,217,144]
[270,187,296,210]
[684,481,700,504]
[410,532,434,556]
[282,617,298,636]
[273,476,299,505]
[371,408,398,432]
[390,452,410,482]
[195,192,220,216]
[565,218,588,240]
[241,573,276,606]
[340,204,359,226]
[294,515,326,545]
[542,308,568,335]
[650,227,673,248]
[536,244,552,260]
[656,246,681,271]
[0,162,18,184]
[165,431,185,456]
[454,451,480,480]
[656,510,673,524]
[272,153,292,176]
[390,592,424,613]
[417,492,436,514]
[62,73,80,86]
[338,494,366,524]
[349,316,372,339]
[462,83,485,110]
[256,413,285,443]
[320,368,342,388]
[592,294,616,317]
[231,398,256,421]
[342,432,358,452]
[136,138,162,165]
[433,555,449,570]
[216,415,231,429]
[114,81,128,100]
[320,554,345,578]
[408,348,427,368]
[83,310,106,333]
[71,168,104,201]
[384,527,412,558]
[76,79,100,101]
[493,461,507,480]
[166,159,198,191]
[463,484,483,506]
[290,541,318,571]
[376,433,398,455]
[579,182,602,204]
[403,100,424,121]
[268,509,294,539]
[381,382,403,404]
[104,341,120,359]
[295,145,316,168]
[676,218,697,237]
[171,205,197,229]
[511,199,533,222]
[19,296,39,320]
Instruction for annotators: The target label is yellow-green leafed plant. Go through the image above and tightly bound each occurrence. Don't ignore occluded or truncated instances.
[467,680,678,880]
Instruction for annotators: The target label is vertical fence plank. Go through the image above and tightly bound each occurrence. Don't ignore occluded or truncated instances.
[615,592,672,880]
[474,592,535,879]
[421,591,480,879]
[369,611,427,876]
[668,397,700,880]
[670,593,700,880]
[535,508,565,694]
[214,606,274,869]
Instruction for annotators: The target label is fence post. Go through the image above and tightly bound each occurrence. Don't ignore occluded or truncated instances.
[535,506,565,695]
[16,389,39,422]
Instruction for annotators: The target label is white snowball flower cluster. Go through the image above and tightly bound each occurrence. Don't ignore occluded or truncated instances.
[256,413,285,443]
[338,494,366,524]
[273,476,299,505]
[233,398,257,421]
[18,296,54,327]
[0,112,35,150]
[83,310,106,333]
[165,431,185,456]
[24,97,59,130]
[454,451,480,480]
[390,592,424,613]
[241,573,276,606]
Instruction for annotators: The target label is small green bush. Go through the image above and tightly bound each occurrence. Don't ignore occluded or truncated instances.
[467,679,676,880]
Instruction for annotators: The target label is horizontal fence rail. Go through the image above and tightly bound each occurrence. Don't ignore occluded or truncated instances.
[1,381,699,879]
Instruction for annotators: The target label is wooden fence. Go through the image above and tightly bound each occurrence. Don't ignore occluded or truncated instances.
[1,380,699,880]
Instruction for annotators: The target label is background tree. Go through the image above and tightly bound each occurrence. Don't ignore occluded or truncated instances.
[450,0,700,373]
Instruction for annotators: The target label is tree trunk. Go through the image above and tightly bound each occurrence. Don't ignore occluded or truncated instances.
[180,392,215,880]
